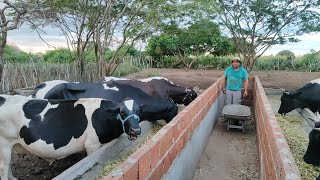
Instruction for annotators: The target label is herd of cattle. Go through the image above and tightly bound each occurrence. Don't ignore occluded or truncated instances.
[0,76,197,180]
[1,75,320,179]
[278,78,320,178]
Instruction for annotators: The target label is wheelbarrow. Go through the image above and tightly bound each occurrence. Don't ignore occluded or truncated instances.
[221,104,251,133]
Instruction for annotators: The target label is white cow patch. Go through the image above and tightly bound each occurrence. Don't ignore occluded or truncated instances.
[124,99,134,111]
[103,84,119,91]
[310,79,320,84]
[37,103,59,122]
[19,136,87,159]
[36,80,68,99]
[139,77,174,84]
[103,76,129,82]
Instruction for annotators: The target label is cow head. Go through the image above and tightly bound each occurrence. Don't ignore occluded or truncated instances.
[278,90,303,115]
[117,98,141,140]
[304,121,320,166]
[183,88,198,106]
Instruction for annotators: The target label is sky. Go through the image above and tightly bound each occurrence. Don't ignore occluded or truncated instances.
[7,25,320,56]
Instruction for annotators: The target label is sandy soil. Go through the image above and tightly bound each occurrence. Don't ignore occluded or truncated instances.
[10,68,320,179]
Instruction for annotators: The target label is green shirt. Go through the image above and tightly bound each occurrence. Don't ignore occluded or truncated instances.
[224,66,248,91]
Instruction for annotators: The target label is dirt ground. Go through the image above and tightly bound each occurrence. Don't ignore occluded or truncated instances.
[127,68,320,90]
[192,118,259,180]
[10,68,320,179]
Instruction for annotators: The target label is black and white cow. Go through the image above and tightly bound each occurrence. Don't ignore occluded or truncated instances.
[278,79,320,118]
[32,80,178,123]
[304,122,320,166]
[0,94,141,180]
[304,121,320,180]
[97,76,198,106]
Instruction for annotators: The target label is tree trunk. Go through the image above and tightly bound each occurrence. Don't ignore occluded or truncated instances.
[0,32,7,93]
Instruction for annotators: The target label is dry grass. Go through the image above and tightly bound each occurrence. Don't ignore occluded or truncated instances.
[276,114,320,179]
[2,61,142,93]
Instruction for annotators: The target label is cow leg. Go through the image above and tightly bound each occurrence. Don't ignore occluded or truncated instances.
[0,142,14,180]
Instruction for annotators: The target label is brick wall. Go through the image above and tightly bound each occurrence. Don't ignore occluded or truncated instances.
[102,76,225,180]
[254,76,301,180]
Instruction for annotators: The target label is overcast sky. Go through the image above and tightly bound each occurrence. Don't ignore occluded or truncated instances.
[7,24,320,56]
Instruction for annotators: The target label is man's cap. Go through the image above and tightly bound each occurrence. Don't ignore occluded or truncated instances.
[231,57,242,64]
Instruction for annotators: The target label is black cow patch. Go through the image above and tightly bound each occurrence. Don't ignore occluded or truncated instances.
[20,100,88,149]
[0,96,6,107]
[92,100,122,144]
[31,83,46,98]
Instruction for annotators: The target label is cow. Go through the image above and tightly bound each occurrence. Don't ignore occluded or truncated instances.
[278,79,320,118]
[304,122,320,166]
[0,94,141,180]
[31,80,178,123]
[303,121,320,180]
[97,76,198,106]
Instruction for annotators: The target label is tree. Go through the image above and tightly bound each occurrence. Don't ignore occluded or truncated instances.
[0,0,29,84]
[217,0,320,72]
[276,50,295,59]
[30,0,102,80]
[146,20,235,68]
[93,0,176,76]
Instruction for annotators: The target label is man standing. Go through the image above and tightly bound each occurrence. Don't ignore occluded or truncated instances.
[222,57,249,105]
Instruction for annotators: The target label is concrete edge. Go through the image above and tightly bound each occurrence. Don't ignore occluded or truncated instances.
[297,108,320,128]
[264,88,283,95]
[53,121,153,180]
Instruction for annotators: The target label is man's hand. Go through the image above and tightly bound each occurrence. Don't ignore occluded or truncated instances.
[223,87,226,94]
[243,90,248,97]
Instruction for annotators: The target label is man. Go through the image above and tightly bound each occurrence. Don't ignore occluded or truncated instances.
[222,57,249,105]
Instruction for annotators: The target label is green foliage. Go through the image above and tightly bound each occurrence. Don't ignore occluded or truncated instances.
[150,51,320,72]
[254,56,294,70]
[146,35,179,60]
[276,50,295,59]
[196,55,230,69]
[42,49,74,63]
[295,51,320,72]
[3,45,39,63]
[112,60,141,77]
[146,20,235,60]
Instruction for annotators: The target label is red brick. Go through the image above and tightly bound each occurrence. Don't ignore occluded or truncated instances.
[122,158,139,180]
[131,148,150,180]
[170,143,178,163]
[173,123,180,142]
[159,129,173,159]
[150,141,160,169]
[163,153,171,174]
[147,162,164,180]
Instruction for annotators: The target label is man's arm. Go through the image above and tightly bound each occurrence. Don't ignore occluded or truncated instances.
[243,79,248,97]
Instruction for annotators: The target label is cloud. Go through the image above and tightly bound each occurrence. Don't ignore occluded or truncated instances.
[264,32,320,56]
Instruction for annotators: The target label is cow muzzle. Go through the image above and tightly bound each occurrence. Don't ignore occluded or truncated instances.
[128,127,141,141]
[116,114,141,141]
